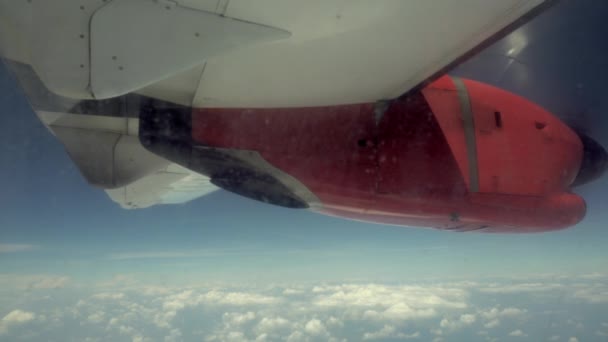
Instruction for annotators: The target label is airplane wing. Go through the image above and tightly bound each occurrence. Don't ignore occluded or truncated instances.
[1,0,553,106]
[183,0,554,108]
[0,0,555,209]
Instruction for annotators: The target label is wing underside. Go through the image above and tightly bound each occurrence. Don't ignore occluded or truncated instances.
[1,0,553,107]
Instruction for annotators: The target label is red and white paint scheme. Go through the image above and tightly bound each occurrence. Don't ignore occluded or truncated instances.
[141,76,598,233]
[1,0,606,232]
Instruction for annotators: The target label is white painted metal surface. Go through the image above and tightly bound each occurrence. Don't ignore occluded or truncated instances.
[137,64,206,107]
[189,0,547,107]
[29,0,105,99]
[1,0,546,107]
[0,0,32,65]
[90,0,290,99]
[106,164,218,209]
[38,112,218,208]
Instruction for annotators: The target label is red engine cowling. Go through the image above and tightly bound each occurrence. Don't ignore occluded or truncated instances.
[142,76,591,233]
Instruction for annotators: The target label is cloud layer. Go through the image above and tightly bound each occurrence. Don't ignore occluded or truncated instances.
[0,274,604,341]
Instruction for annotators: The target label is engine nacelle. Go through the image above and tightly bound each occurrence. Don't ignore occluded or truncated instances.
[140,76,601,233]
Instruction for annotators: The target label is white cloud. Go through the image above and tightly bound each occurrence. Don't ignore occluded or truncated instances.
[479,307,526,320]
[549,336,560,341]
[2,310,35,324]
[363,325,420,340]
[200,290,281,306]
[162,290,194,311]
[500,308,526,317]
[508,329,527,337]
[328,338,346,342]
[439,320,453,329]
[139,286,173,296]
[225,331,247,342]
[440,314,476,330]
[314,284,466,321]
[164,329,182,342]
[478,306,526,329]
[484,319,499,328]
[403,331,421,339]
[154,313,175,329]
[283,288,304,295]
[1,278,602,342]
[223,312,256,327]
[326,316,343,328]
[568,338,579,342]
[255,317,291,334]
[460,314,476,324]
[312,285,336,293]
[255,333,268,341]
[154,290,287,341]
[314,284,466,308]
[363,325,397,340]
[286,331,306,342]
[0,244,36,253]
[91,292,126,300]
[87,311,105,324]
[151,289,280,330]
[0,310,36,335]
[573,287,608,303]
[378,303,434,321]
[304,319,327,336]
[118,325,135,336]
[107,317,119,327]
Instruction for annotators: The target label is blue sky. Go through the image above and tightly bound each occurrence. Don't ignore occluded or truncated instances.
[2,1,608,341]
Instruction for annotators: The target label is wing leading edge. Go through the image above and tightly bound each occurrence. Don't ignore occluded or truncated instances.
[1,0,553,107]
